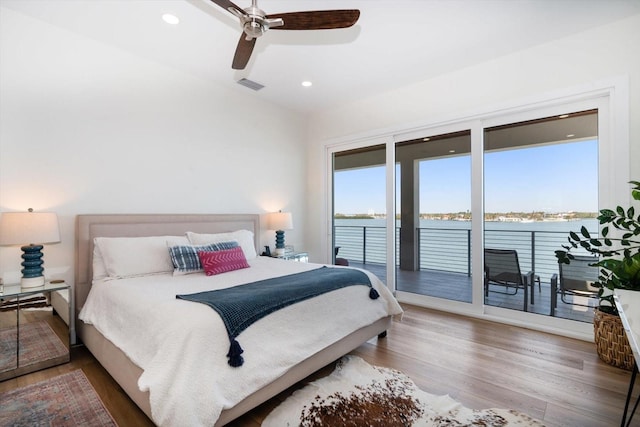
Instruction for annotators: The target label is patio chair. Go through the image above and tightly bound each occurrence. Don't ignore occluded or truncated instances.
[484,248,535,311]
[334,246,349,266]
[550,255,599,316]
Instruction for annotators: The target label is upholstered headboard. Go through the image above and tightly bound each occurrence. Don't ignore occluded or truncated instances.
[74,214,261,318]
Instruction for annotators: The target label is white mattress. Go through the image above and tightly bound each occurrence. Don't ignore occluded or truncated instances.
[79,257,402,427]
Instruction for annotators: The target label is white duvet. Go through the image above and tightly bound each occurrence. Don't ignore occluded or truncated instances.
[79,257,403,427]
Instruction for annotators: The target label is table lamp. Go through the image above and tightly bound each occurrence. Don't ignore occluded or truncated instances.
[0,209,61,288]
[266,211,293,257]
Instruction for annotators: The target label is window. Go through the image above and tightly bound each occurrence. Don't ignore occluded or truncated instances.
[483,110,599,322]
[326,80,627,338]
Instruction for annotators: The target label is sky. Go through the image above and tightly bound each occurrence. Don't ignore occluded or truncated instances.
[334,139,598,215]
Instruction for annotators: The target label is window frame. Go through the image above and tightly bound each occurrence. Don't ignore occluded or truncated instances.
[324,77,629,340]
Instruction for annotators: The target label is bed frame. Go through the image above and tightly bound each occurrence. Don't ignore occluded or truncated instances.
[74,213,391,426]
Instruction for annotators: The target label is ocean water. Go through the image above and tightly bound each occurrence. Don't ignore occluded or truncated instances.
[334,218,597,283]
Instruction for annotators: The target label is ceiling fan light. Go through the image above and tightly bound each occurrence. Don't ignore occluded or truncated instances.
[244,20,265,38]
[162,14,180,25]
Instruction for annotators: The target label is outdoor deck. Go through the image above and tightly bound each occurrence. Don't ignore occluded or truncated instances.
[348,261,595,323]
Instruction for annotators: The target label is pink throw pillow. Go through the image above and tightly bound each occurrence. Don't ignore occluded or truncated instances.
[198,246,250,276]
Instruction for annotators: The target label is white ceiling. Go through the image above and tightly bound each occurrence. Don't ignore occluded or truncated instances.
[3,0,640,114]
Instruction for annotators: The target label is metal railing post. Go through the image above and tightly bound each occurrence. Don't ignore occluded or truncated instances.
[415,227,420,271]
[531,230,536,273]
[362,226,367,264]
[467,229,472,277]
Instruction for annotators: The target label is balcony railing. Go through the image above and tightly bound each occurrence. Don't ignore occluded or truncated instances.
[334,225,592,284]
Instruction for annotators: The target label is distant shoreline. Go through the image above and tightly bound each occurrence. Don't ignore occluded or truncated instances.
[335,213,597,222]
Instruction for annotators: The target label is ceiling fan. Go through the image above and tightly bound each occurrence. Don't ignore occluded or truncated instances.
[209,0,360,70]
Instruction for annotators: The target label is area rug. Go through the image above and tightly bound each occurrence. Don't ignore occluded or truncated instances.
[0,320,68,373]
[0,369,118,427]
[262,355,545,427]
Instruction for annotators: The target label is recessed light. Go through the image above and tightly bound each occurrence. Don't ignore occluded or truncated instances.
[162,14,180,25]
[449,149,456,153]
[301,81,312,87]
[566,134,575,138]
[423,137,430,141]
[558,114,569,119]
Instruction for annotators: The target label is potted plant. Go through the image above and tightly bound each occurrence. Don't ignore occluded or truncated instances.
[555,180,640,369]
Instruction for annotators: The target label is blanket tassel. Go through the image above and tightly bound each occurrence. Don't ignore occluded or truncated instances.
[227,339,244,367]
[369,287,379,299]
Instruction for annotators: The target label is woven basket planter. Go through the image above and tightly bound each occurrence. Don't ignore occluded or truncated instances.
[593,308,634,371]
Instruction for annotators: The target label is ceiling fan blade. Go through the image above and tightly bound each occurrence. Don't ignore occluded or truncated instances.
[209,0,246,18]
[268,10,360,30]
[232,35,257,70]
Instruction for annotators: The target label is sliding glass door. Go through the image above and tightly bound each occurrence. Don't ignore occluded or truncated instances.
[394,131,472,303]
[332,144,388,284]
[328,88,620,335]
[483,110,599,321]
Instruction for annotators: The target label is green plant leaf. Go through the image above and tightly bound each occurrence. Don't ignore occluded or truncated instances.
[602,227,609,237]
[629,206,635,218]
[580,226,590,238]
[632,183,640,200]
[617,206,625,216]
[599,209,616,223]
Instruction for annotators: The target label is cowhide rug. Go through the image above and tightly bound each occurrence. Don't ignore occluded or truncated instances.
[262,355,545,427]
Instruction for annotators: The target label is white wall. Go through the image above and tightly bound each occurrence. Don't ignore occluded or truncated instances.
[0,8,307,284]
[3,8,639,283]
[305,14,640,261]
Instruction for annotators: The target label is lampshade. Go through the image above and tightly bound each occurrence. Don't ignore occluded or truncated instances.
[0,211,61,246]
[266,212,293,231]
[0,210,60,288]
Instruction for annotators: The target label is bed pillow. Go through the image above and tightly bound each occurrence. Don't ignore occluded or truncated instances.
[95,235,189,279]
[168,241,239,275]
[92,244,108,281]
[186,230,257,260]
[198,246,250,276]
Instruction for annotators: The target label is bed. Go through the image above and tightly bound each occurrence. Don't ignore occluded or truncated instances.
[74,214,403,426]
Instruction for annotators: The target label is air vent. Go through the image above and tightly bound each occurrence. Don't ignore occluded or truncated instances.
[237,78,265,91]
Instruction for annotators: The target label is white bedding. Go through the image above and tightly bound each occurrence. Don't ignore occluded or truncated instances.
[79,257,403,427]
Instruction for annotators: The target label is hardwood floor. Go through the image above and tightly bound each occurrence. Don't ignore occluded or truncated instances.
[2,304,637,426]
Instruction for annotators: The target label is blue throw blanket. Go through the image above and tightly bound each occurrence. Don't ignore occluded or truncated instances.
[176,266,379,367]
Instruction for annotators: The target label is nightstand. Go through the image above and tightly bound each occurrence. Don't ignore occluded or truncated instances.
[276,252,309,262]
[0,281,71,380]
